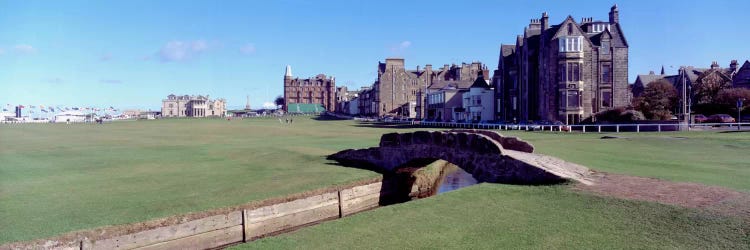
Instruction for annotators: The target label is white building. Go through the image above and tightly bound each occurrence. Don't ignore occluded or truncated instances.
[461,73,495,122]
[54,111,87,123]
[162,94,226,118]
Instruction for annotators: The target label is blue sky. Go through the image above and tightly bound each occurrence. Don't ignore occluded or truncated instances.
[1,0,748,110]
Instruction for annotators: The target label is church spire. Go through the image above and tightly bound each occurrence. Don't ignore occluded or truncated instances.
[245,95,251,110]
[285,65,292,77]
[661,65,665,75]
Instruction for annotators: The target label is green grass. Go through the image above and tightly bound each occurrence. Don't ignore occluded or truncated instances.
[1,117,749,245]
[234,184,750,250]
[0,117,388,244]
[502,131,750,192]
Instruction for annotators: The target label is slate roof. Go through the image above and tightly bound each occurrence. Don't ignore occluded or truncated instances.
[635,73,665,85]
[501,45,516,57]
[470,75,490,89]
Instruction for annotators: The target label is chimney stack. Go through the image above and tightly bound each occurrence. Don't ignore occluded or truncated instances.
[541,12,549,30]
[711,61,720,69]
[609,4,619,23]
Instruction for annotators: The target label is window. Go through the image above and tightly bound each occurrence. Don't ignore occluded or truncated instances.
[567,90,580,108]
[601,41,610,54]
[472,111,481,121]
[512,97,517,110]
[602,91,612,107]
[471,95,481,106]
[559,64,565,82]
[561,62,581,82]
[559,92,566,107]
[601,64,612,83]
[168,103,173,108]
[559,36,582,52]
[592,24,607,33]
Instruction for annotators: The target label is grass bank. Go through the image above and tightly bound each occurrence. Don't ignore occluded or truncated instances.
[234,183,750,249]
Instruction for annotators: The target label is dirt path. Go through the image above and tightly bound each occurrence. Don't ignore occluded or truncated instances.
[574,172,750,221]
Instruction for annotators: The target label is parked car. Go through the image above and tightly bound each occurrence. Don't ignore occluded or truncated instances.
[693,114,708,123]
[706,114,735,123]
[553,121,571,131]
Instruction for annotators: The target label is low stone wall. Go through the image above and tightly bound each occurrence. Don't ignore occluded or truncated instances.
[448,129,535,153]
[1,177,425,250]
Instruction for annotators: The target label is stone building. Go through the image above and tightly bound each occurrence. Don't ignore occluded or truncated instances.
[424,70,494,122]
[161,94,226,117]
[634,60,749,115]
[360,58,488,118]
[283,65,336,112]
[335,86,359,113]
[732,60,750,89]
[493,5,630,124]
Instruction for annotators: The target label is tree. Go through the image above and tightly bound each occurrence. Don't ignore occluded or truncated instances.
[692,70,732,104]
[274,96,285,108]
[717,87,750,112]
[634,79,678,120]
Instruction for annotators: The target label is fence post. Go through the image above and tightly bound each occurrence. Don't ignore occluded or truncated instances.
[658,124,661,132]
[583,125,586,133]
[636,124,640,133]
[616,125,620,133]
[598,125,601,133]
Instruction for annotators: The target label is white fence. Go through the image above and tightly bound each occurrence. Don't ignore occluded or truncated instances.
[382,120,750,133]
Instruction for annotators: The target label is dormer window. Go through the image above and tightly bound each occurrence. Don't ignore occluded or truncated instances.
[559,36,583,52]
[590,23,610,33]
[601,41,610,54]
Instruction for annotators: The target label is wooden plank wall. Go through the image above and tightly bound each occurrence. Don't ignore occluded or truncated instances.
[3,181,391,250]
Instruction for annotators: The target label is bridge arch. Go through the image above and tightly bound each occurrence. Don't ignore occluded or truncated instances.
[329,130,591,185]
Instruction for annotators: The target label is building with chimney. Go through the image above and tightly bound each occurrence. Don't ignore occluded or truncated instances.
[634,60,748,115]
[359,58,488,118]
[283,65,336,112]
[493,5,630,124]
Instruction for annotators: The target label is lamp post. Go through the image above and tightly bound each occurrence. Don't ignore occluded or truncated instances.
[681,67,689,130]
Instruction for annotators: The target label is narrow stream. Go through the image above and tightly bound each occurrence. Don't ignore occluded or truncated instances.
[436,165,480,194]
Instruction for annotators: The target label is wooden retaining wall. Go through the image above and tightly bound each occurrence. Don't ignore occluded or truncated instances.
[2,181,391,250]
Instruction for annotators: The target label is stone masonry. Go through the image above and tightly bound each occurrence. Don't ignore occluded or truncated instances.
[328,130,591,185]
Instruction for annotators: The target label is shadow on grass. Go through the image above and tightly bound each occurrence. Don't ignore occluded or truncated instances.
[350,123,420,129]
[311,115,350,121]
[718,130,750,133]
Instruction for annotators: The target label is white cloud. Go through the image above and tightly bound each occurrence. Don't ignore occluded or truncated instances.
[262,102,276,109]
[240,43,256,55]
[13,44,36,54]
[390,40,411,53]
[156,40,212,62]
[399,41,411,49]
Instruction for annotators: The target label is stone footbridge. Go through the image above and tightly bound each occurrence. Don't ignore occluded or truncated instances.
[329,130,592,185]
